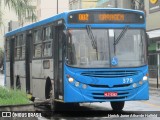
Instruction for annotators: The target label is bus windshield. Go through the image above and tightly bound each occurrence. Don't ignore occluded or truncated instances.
[66,29,146,68]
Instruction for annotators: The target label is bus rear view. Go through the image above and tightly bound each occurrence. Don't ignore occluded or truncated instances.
[64,9,149,110]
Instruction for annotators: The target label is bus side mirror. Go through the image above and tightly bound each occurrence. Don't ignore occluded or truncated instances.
[146,33,150,57]
[146,33,150,46]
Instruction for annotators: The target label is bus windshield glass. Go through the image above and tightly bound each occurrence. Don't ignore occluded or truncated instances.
[66,29,146,68]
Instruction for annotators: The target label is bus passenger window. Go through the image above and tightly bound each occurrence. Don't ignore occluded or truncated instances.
[15,34,25,60]
[19,34,23,59]
[33,29,42,58]
[21,34,25,59]
[43,43,51,57]
[6,39,10,60]
[15,36,21,60]
[43,26,52,57]
[44,26,52,40]
[34,30,42,43]
[34,44,42,57]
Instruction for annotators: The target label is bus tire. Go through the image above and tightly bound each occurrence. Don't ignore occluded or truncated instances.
[16,75,21,90]
[54,102,79,111]
[45,77,52,99]
[110,101,125,111]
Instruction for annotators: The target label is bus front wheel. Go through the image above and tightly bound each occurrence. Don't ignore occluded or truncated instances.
[110,101,125,111]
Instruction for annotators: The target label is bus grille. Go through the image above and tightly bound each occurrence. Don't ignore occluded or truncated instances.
[93,96,126,100]
[89,84,130,88]
[81,70,139,78]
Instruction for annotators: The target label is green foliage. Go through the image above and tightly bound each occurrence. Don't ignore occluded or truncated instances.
[0,0,37,26]
[0,86,30,105]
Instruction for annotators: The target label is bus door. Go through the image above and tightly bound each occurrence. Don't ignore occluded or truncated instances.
[10,37,15,89]
[25,31,32,94]
[54,25,65,100]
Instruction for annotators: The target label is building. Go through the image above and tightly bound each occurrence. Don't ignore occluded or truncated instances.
[69,0,98,10]
[37,0,69,21]
[19,0,37,26]
[69,0,144,10]
[0,0,18,49]
[97,0,144,10]
[145,0,160,78]
[0,0,69,49]
[0,0,38,49]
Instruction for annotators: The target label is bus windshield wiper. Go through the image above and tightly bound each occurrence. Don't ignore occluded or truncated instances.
[113,25,129,46]
[86,25,97,49]
[86,25,98,59]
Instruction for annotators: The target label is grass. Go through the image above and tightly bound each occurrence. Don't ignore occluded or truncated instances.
[0,86,30,105]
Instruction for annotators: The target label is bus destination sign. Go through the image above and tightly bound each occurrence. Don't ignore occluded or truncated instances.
[78,13,124,21]
[68,11,144,24]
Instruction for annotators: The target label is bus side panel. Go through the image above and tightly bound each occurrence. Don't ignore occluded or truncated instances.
[32,59,53,99]
[32,59,43,98]
[14,61,26,91]
[43,60,53,78]
[32,78,46,99]
[6,62,10,88]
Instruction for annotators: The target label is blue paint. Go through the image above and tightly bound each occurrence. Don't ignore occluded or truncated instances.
[5,8,145,37]
[111,56,118,66]
[4,8,148,103]
[64,65,149,102]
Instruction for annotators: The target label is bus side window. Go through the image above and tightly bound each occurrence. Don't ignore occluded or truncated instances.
[15,36,18,60]
[21,34,25,59]
[33,29,42,58]
[15,34,24,60]
[6,38,10,60]
[43,26,52,57]
[15,36,20,60]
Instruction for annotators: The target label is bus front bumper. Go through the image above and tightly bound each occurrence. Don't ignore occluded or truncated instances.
[64,81,149,103]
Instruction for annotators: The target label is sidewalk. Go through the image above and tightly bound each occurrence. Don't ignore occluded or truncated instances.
[0,73,4,86]
[149,78,160,89]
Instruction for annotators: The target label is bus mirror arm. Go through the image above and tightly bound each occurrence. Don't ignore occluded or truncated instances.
[65,57,69,63]
[146,33,150,46]
[64,24,68,30]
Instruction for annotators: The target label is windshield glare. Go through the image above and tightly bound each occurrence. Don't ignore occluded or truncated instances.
[66,29,146,68]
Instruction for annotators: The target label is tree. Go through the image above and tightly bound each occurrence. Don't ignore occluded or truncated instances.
[0,0,36,26]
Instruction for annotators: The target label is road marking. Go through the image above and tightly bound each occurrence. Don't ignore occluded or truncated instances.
[140,101,160,108]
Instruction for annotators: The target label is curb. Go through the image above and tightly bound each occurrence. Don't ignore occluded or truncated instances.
[149,79,160,88]
[0,103,35,111]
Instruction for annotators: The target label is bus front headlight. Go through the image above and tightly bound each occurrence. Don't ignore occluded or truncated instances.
[143,76,148,81]
[68,77,74,83]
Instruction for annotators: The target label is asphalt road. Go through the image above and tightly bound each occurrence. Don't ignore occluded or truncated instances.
[0,74,159,120]
[37,87,160,120]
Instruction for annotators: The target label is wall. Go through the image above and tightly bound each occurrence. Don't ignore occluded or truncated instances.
[37,0,69,20]
[145,0,160,31]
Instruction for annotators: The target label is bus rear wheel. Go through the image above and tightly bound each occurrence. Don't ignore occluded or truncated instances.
[45,77,52,99]
[16,75,21,90]
[110,101,125,111]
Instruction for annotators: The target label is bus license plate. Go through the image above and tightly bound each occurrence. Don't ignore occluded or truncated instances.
[104,92,118,97]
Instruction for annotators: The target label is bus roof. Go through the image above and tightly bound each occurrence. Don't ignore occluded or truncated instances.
[68,8,144,14]
[5,8,144,37]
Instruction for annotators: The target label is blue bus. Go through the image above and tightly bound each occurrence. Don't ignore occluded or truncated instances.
[5,8,149,110]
